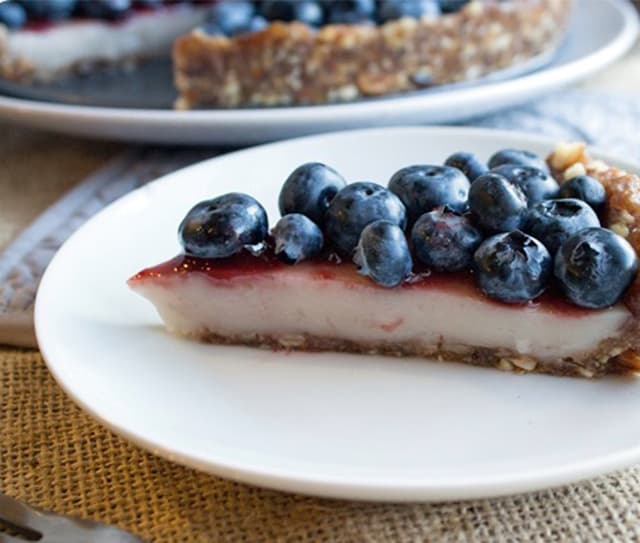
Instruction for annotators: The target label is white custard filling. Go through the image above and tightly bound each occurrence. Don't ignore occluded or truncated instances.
[4,6,208,78]
[131,271,632,362]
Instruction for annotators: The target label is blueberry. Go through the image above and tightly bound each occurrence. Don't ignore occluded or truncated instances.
[468,172,528,233]
[271,214,324,264]
[444,151,488,182]
[353,220,413,287]
[488,148,550,173]
[490,164,558,205]
[179,193,268,258]
[411,208,483,272]
[260,0,323,26]
[323,0,375,24]
[231,14,268,35]
[554,227,638,309]
[77,0,131,19]
[523,198,600,254]
[438,0,468,13]
[325,182,407,255]
[388,165,470,223]
[377,0,439,23]
[279,162,347,226]
[473,231,552,303]
[558,175,606,213]
[207,0,254,35]
[0,2,26,28]
[18,0,76,19]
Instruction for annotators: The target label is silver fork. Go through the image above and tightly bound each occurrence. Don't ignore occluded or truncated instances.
[0,492,143,543]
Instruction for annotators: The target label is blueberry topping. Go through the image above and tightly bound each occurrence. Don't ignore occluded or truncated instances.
[0,1,26,28]
[271,213,324,264]
[554,227,638,309]
[411,208,483,272]
[353,220,413,287]
[206,0,255,35]
[388,165,470,223]
[77,0,131,19]
[179,193,268,258]
[323,0,375,24]
[377,0,439,23]
[260,0,323,26]
[523,198,600,255]
[438,0,469,13]
[558,175,607,213]
[279,162,347,226]
[18,0,75,20]
[444,151,488,182]
[473,230,552,303]
[490,164,558,205]
[325,181,407,255]
[468,172,528,233]
[488,148,550,173]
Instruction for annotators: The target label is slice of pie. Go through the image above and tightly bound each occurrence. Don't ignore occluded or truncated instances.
[129,142,640,378]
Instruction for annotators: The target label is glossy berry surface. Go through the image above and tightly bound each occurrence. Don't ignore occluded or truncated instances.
[558,175,607,213]
[388,165,470,223]
[278,162,347,227]
[19,0,76,19]
[324,0,375,24]
[411,208,483,272]
[0,2,27,28]
[473,230,552,303]
[77,0,131,19]
[207,0,255,35]
[353,220,413,287]
[377,0,439,23]
[468,172,528,233]
[438,0,469,13]
[179,193,268,259]
[523,198,600,254]
[491,164,558,205]
[325,182,407,255]
[554,227,638,309]
[260,0,323,25]
[488,148,550,173]
[444,151,488,183]
[271,214,324,264]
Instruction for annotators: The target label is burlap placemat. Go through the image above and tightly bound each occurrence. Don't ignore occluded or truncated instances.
[4,348,640,542]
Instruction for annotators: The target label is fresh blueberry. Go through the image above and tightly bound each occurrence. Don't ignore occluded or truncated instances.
[388,165,470,223]
[77,0,131,19]
[260,0,323,26]
[558,175,606,213]
[353,220,413,287]
[488,148,550,173]
[411,208,483,272]
[555,227,638,309]
[133,0,163,7]
[438,0,468,13]
[325,182,407,255]
[377,0,439,23]
[231,14,268,35]
[18,0,76,19]
[206,0,254,35]
[468,172,528,233]
[179,193,268,258]
[491,164,559,205]
[0,2,26,28]
[473,230,552,303]
[278,162,347,226]
[271,214,324,264]
[323,0,375,24]
[523,198,600,254]
[444,151,488,182]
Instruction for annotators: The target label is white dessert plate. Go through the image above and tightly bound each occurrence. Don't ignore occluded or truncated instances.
[1,0,637,145]
[36,126,640,502]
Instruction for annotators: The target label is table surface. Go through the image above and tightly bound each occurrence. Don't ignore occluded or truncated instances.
[1,42,640,543]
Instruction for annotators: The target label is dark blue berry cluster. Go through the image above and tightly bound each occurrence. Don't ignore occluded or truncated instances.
[178,146,638,309]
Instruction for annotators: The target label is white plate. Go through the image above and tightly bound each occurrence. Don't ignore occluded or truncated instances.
[36,126,640,502]
[2,0,637,145]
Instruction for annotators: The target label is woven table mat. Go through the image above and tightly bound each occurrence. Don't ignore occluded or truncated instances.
[4,348,640,542]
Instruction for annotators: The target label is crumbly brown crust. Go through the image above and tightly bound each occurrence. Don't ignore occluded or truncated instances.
[173,0,573,109]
